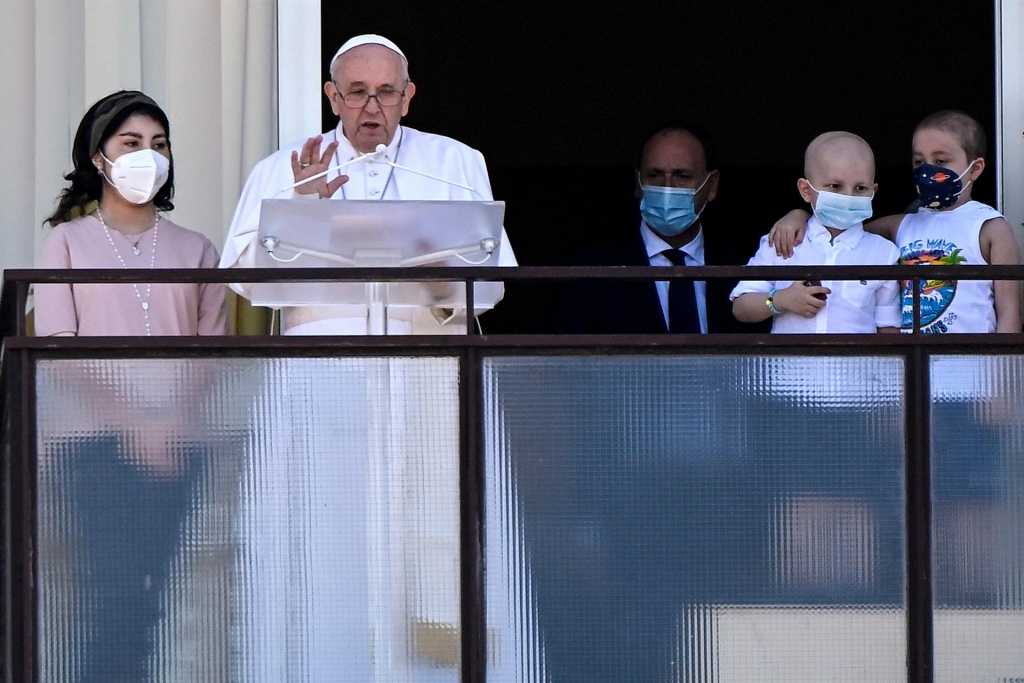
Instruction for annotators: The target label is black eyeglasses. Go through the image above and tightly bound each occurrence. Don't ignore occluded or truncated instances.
[332,81,406,109]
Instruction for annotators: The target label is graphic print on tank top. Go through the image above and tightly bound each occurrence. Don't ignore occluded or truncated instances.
[899,238,967,333]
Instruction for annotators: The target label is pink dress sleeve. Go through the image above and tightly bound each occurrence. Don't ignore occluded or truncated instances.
[197,239,228,335]
[34,229,79,336]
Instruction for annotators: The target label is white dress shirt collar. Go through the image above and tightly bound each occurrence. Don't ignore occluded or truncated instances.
[806,215,865,249]
[641,220,705,264]
[640,220,709,333]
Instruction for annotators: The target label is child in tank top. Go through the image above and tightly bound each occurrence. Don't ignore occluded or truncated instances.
[768,110,1021,333]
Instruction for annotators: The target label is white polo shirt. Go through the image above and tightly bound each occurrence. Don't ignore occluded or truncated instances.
[730,216,901,333]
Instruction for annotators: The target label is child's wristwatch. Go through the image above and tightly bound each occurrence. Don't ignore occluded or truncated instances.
[766,288,781,315]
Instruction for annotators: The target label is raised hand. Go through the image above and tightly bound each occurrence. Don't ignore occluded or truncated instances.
[290,135,349,198]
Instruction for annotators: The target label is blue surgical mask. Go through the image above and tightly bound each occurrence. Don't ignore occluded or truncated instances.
[913,161,977,209]
[639,174,711,236]
[806,181,874,229]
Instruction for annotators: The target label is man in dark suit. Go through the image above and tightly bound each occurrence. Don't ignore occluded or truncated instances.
[509,122,768,682]
[557,120,761,334]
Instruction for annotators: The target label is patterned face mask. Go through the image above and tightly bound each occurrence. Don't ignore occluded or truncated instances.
[913,160,978,209]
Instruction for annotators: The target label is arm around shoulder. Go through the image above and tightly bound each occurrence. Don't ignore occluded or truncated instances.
[768,209,811,258]
[864,214,905,242]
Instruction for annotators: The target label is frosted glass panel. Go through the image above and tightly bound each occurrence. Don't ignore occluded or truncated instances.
[931,355,1024,683]
[35,357,460,683]
[484,355,907,683]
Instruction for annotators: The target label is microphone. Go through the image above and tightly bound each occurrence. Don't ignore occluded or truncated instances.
[374,156,486,199]
[274,144,389,196]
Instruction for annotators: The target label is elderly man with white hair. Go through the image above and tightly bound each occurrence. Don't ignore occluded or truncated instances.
[221,33,516,334]
[224,35,507,683]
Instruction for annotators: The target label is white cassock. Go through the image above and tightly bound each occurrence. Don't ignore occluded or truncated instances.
[220,123,517,335]
[225,124,510,683]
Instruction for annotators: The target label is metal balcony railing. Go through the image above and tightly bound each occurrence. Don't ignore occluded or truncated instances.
[3,265,1024,683]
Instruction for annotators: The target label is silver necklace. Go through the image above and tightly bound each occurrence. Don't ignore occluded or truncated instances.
[96,208,159,336]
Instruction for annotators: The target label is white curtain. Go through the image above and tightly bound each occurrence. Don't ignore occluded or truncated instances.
[0,0,279,274]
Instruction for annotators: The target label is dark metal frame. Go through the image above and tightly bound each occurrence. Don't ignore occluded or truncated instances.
[5,262,1022,337]
[5,266,1024,683]
[460,346,485,681]
[906,345,933,683]
[3,348,35,683]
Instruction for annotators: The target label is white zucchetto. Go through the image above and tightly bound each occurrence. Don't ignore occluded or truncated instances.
[330,34,406,72]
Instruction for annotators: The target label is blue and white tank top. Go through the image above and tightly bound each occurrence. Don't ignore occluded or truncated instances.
[896,200,1002,333]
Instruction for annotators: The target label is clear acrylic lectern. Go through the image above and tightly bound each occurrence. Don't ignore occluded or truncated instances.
[250,199,506,333]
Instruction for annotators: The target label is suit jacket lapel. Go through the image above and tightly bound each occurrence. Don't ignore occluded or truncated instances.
[623,225,669,333]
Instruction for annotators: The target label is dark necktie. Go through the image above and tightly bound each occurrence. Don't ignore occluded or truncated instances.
[661,249,701,333]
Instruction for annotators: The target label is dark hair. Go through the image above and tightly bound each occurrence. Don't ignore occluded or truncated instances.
[636,119,718,172]
[915,110,987,161]
[45,90,175,227]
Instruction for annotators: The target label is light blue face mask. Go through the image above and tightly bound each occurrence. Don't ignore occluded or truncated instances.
[639,174,711,237]
[806,181,874,229]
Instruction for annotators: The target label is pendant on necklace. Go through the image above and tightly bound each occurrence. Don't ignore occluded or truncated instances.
[133,245,141,256]
[141,302,149,311]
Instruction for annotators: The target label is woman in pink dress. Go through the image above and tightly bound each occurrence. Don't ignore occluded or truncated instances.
[34,91,227,682]
[37,90,226,336]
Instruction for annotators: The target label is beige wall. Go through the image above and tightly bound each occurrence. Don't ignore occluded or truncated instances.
[0,0,280,273]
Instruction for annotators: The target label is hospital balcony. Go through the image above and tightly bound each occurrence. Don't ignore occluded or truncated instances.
[1,265,1022,683]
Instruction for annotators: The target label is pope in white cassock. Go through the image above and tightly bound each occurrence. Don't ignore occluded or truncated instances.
[225,35,508,683]
[220,33,517,334]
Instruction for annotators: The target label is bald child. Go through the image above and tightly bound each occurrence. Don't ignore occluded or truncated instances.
[730,132,901,333]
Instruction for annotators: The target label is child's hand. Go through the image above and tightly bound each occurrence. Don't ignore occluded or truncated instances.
[767,210,811,258]
[774,281,831,318]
